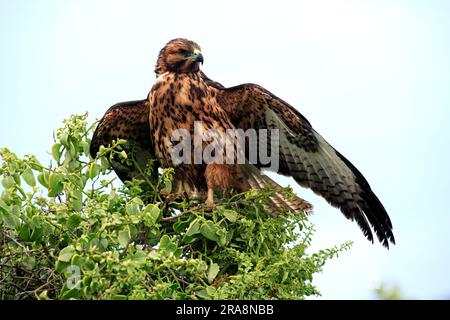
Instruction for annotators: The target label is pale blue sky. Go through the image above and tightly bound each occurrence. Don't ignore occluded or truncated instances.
[1,0,449,299]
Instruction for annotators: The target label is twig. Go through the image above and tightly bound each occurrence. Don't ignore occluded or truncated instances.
[161,211,188,222]
[4,235,27,250]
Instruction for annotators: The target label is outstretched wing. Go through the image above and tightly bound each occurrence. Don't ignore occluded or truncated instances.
[90,99,157,182]
[213,83,395,248]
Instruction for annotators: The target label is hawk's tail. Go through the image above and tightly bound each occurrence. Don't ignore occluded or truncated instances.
[240,164,313,216]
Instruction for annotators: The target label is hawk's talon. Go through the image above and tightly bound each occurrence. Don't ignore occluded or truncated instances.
[204,199,215,211]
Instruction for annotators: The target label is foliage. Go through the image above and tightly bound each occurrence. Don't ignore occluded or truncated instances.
[0,113,351,300]
[374,284,404,300]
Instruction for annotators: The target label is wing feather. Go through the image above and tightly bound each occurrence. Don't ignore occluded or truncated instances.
[90,99,157,182]
[214,83,395,248]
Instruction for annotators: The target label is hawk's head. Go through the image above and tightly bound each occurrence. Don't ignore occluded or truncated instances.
[155,38,203,75]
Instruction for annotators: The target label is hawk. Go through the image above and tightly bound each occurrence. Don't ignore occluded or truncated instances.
[91,38,395,248]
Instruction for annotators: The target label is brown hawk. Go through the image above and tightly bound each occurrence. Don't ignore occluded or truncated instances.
[91,38,395,248]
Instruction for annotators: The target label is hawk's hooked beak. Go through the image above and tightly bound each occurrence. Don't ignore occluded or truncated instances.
[188,49,204,64]
[195,53,204,64]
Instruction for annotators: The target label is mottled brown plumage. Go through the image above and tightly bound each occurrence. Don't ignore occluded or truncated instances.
[90,99,157,182]
[150,39,261,207]
[91,38,395,248]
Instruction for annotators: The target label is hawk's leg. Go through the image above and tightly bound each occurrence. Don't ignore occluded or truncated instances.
[205,188,215,209]
[204,163,236,208]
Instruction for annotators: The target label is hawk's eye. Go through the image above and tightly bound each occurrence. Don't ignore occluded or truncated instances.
[178,49,189,56]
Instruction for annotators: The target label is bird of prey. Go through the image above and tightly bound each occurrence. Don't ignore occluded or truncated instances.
[91,38,395,248]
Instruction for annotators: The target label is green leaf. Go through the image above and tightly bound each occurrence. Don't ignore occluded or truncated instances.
[21,167,36,187]
[88,163,101,179]
[22,256,36,270]
[68,174,85,189]
[119,150,127,159]
[68,141,77,158]
[173,219,190,233]
[118,228,130,247]
[142,204,161,226]
[48,173,64,197]
[51,143,62,162]
[222,209,238,222]
[2,175,15,189]
[66,214,82,229]
[281,270,289,283]
[206,286,216,297]
[182,218,202,244]
[216,228,228,247]
[125,197,143,215]
[207,262,220,284]
[70,254,85,267]
[59,133,69,148]
[82,276,92,287]
[164,179,172,193]
[58,246,76,262]
[28,157,43,171]
[30,225,43,242]
[0,198,9,213]
[196,289,211,300]
[71,189,83,212]
[1,191,12,204]
[4,205,21,229]
[60,288,81,300]
[90,238,100,249]
[99,238,109,251]
[185,218,201,237]
[148,251,161,260]
[200,221,220,243]
[129,224,138,238]
[13,173,21,186]
[55,260,70,273]
[81,141,91,157]
[112,295,128,300]
[63,149,72,166]
[37,171,49,188]
[132,250,147,263]
[159,235,180,256]
[100,156,110,171]
[18,225,31,241]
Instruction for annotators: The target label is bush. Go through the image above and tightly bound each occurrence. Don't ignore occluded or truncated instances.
[0,113,351,300]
